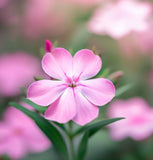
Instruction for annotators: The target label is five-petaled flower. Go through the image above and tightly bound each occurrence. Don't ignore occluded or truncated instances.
[27,47,115,125]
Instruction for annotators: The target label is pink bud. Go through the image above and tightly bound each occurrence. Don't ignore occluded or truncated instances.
[45,39,53,52]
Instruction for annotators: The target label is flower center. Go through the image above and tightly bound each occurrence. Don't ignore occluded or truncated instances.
[68,82,77,88]
[13,128,23,136]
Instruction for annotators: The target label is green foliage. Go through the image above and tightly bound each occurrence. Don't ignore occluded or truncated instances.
[115,84,134,98]
[54,41,58,48]
[40,47,45,57]
[77,132,89,160]
[22,98,48,114]
[3,155,10,160]
[34,76,43,81]
[74,118,124,137]
[76,118,124,160]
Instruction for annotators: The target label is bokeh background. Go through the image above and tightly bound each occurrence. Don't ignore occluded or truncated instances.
[0,0,153,159]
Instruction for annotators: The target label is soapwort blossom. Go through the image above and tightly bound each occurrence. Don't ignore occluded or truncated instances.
[28,47,115,125]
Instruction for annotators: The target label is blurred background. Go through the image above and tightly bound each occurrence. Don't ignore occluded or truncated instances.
[0,0,153,159]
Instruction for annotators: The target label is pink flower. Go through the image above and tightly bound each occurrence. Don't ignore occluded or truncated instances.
[63,0,102,6]
[134,22,153,53]
[0,0,8,8]
[0,52,43,97]
[0,105,51,159]
[0,1,19,27]
[108,98,153,141]
[118,21,153,56]
[22,0,67,39]
[88,0,152,39]
[27,48,115,125]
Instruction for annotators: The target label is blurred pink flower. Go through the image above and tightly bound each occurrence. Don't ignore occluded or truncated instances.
[108,98,153,141]
[0,105,51,159]
[0,0,8,8]
[118,21,153,56]
[22,0,67,39]
[0,1,19,27]
[27,48,115,125]
[134,22,153,53]
[88,0,152,39]
[63,0,102,6]
[0,52,43,97]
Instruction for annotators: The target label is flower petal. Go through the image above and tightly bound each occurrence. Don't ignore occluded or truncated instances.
[42,48,73,80]
[0,123,11,142]
[72,89,99,126]
[27,80,67,106]
[45,88,76,123]
[73,49,102,80]
[79,78,115,106]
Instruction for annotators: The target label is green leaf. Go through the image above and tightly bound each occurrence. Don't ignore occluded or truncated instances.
[34,76,43,81]
[68,48,75,56]
[115,84,133,98]
[22,98,66,131]
[76,118,124,160]
[96,68,110,78]
[54,122,66,131]
[21,98,48,114]
[9,102,69,160]
[77,132,89,160]
[40,47,45,57]
[100,68,110,78]
[74,118,124,137]
[54,41,58,47]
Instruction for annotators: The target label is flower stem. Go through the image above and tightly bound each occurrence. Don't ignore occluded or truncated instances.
[68,121,76,160]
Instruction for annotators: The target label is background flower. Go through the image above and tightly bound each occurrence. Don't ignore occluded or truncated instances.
[0,0,8,8]
[0,104,51,159]
[22,0,68,39]
[107,98,153,141]
[88,0,152,39]
[0,52,43,97]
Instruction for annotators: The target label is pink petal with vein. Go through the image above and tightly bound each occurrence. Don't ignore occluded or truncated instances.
[42,48,73,80]
[45,88,76,123]
[73,49,102,80]
[79,78,115,106]
[27,80,67,106]
[72,89,99,125]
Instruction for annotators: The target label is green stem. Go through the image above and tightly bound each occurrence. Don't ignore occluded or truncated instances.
[69,136,75,160]
[68,121,76,160]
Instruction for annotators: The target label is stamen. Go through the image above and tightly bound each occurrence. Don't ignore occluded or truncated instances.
[68,82,76,88]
